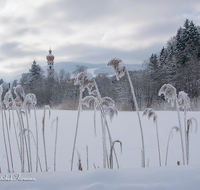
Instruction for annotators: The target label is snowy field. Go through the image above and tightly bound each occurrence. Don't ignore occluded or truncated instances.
[0,110,200,189]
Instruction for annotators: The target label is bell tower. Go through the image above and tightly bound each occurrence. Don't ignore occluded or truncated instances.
[46,48,55,76]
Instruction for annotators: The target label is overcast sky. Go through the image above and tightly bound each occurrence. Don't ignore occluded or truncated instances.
[0,0,200,81]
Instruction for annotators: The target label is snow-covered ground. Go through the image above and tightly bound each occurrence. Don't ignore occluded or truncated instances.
[0,110,200,189]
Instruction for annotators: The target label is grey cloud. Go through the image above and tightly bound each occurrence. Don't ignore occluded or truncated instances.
[55,42,164,64]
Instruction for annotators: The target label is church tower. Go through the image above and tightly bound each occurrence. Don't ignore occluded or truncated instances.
[46,48,55,76]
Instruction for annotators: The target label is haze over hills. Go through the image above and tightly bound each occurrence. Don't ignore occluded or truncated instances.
[9,62,143,82]
[45,62,143,76]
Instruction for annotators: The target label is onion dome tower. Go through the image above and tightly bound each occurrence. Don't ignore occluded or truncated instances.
[46,48,55,76]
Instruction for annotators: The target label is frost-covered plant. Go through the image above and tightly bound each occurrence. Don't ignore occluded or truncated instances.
[143,108,161,166]
[13,85,26,172]
[74,72,95,94]
[108,57,145,168]
[13,85,25,104]
[3,90,15,172]
[165,126,179,166]
[71,72,96,171]
[42,105,51,172]
[0,85,11,173]
[159,84,185,165]
[178,91,191,165]
[24,93,39,172]
[51,117,58,172]
[186,118,197,164]
[107,58,126,80]
[81,79,119,169]
[109,140,122,169]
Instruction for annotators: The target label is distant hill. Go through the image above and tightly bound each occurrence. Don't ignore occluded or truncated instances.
[10,62,143,82]
[43,62,143,76]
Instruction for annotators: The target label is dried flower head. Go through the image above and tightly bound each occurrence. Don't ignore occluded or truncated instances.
[107,57,126,80]
[81,96,97,108]
[158,84,177,107]
[101,97,115,108]
[24,93,37,114]
[74,72,95,94]
[143,108,157,122]
[14,85,25,103]
[3,90,12,109]
[178,91,190,109]
[104,106,118,122]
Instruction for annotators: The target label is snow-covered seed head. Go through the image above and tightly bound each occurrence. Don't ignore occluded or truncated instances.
[74,72,95,94]
[14,85,25,103]
[107,57,126,80]
[170,126,180,140]
[101,97,115,108]
[81,96,97,108]
[158,84,177,107]
[3,90,12,109]
[178,91,190,109]
[44,105,51,119]
[24,93,37,114]
[104,106,118,122]
[143,108,157,123]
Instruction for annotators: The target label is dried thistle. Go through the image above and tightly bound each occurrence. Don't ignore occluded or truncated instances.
[81,96,97,108]
[104,106,118,122]
[158,84,177,107]
[107,58,126,80]
[3,90,12,109]
[74,72,95,94]
[178,91,190,109]
[13,85,25,103]
[24,93,37,115]
[101,97,115,108]
[143,108,157,123]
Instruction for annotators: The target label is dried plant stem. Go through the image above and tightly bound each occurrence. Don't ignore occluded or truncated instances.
[33,106,39,172]
[109,140,122,169]
[94,106,97,136]
[25,108,32,172]
[155,120,161,166]
[52,117,58,172]
[100,113,107,168]
[71,89,82,171]
[94,82,119,169]
[20,112,30,172]
[126,70,145,167]
[28,129,43,172]
[10,94,25,172]
[3,110,14,172]
[165,126,179,166]
[184,105,189,165]
[186,118,197,165]
[86,145,89,170]
[0,106,11,173]
[175,97,185,165]
[42,116,48,172]
[12,109,21,162]
[99,105,119,169]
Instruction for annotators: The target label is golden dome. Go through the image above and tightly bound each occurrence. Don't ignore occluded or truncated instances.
[46,49,54,62]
